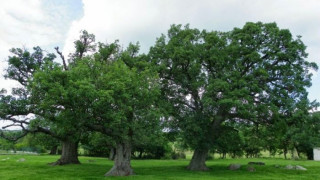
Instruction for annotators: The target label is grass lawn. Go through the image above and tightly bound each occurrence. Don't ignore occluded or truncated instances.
[0,155,319,179]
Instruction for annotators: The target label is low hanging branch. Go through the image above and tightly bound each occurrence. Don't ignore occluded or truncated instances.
[0,118,29,141]
[0,130,28,141]
[0,115,61,141]
[54,47,68,71]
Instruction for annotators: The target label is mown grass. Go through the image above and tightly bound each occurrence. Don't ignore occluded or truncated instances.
[0,154,320,179]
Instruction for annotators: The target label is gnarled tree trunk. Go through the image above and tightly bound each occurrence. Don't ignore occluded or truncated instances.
[187,149,209,171]
[50,140,80,165]
[186,116,222,171]
[105,141,134,176]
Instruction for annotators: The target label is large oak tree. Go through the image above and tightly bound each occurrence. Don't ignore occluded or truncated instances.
[30,38,161,175]
[148,22,317,170]
[0,31,96,165]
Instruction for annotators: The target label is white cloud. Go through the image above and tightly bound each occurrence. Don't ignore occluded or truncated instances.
[62,0,320,102]
[63,0,320,54]
[0,0,83,128]
[0,0,59,49]
[0,0,84,88]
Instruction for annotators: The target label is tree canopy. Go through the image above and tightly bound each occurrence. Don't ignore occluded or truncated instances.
[148,22,317,170]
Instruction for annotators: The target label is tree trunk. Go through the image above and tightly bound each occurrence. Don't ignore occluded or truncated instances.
[284,148,287,159]
[49,145,58,155]
[109,147,116,160]
[306,148,314,160]
[186,149,209,171]
[223,152,226,159]
[296,147,301,158]
[50,140,80,165]
[138,150,143,159]
[105,142,134,176]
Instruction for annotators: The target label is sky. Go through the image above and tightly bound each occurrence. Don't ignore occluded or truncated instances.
[0,0,319,124]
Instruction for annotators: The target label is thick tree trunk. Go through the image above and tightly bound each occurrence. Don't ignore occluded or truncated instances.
[50,140,80,165]
[105,142,134,176]
[109,147,116,160]
[187,149,209,171]
[49,145,58,155]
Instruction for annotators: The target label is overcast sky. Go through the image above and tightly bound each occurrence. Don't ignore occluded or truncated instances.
[0,0,319,108]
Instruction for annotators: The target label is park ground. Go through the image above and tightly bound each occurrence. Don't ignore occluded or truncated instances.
[1,154,320,179]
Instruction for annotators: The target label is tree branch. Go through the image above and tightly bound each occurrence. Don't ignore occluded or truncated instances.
[55,47,68,71]
[0,130,28,141]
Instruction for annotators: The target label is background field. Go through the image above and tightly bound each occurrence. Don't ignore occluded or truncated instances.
[0,154,319,180]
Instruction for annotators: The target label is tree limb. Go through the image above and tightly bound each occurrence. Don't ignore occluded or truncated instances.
[55,47,68,71]
[0,130,28,141]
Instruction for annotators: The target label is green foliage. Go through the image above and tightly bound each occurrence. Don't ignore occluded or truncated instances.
[70,30,96,62]
[1,23,319,174]
[5,46,55,86]
[170,151,186,160]
[14,134,45,153]
[148,22,317,155]
[0,132,59,154]
[26,32,162,164]
[213,127,244,158]
[81,132,114,157]
[30,60,91,142]
[133,132,172,159]
[0,137,15,151]
[28,133,59,153]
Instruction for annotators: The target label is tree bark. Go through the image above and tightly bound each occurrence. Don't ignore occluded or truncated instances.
[50,140,80,165]
[187,149,209,171]
[109,147,116,161]
[49,145,58,155]
[186,115,222,171]
[105,142,134,176]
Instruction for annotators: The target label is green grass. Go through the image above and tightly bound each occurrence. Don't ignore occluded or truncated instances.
[0,155,320,179]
